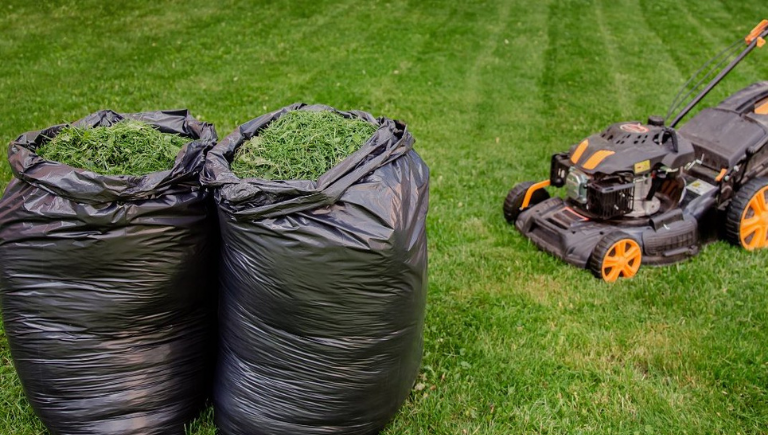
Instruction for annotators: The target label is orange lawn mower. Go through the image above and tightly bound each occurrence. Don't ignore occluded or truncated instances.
[504,20,768,282]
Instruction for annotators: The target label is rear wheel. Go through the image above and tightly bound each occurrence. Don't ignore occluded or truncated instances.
[726,177,768,250]
[503,181,550,223]
[588,231,642,282]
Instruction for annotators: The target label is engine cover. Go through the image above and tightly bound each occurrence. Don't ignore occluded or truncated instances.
[566,122,696,176]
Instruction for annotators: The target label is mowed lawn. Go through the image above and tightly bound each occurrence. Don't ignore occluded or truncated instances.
[1,0,767,434]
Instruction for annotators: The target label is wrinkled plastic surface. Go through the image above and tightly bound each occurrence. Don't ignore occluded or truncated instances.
[0,110,218,435]
[202,104,429,435]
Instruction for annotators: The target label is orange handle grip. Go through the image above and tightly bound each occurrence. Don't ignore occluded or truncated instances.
[745,19,768,47]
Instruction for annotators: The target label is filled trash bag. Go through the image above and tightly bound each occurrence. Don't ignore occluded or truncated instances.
[202,104,429,435]
[0,110,218,435]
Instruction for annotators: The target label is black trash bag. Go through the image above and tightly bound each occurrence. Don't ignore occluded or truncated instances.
[0,110,218,435]
[202,104,429,435]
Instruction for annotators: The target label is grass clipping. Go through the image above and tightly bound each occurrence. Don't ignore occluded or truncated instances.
[231,110,377,180]
[38,120,187,176]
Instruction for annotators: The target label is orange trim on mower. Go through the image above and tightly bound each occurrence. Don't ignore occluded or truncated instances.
[522,180,550,209]
[570,139,589,164]
[582,150,615,170]
[746,19,768,47]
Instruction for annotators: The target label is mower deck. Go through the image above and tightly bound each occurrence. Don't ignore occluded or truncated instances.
[516,197,701,268]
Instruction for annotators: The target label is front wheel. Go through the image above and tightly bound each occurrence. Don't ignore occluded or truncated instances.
[588,231,642,282]
[725,177,768,250]
[503,181,550,223]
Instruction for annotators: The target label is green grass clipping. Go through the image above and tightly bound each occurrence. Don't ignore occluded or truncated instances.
[38,120,187,176]
[231,110,377,180]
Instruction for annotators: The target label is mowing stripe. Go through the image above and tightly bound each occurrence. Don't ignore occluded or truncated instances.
[539,0,624,146]
[594,0,632,115]
[599,0,684,117]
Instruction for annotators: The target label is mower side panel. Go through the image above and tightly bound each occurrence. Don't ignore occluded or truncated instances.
[680,177,721,244]
[640,217,700,265]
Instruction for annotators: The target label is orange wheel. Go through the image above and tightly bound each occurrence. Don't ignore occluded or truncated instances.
[588,232,642,282]
[726,178,768,250]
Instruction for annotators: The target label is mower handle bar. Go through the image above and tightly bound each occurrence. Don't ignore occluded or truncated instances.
[669,20,768,128]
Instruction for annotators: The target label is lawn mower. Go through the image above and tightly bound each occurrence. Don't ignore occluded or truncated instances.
[504,20,768,282]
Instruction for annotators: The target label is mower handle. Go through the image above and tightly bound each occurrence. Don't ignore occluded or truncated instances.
[669,19,768,128]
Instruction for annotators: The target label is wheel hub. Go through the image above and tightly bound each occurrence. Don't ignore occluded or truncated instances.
[602,239,641,281]
[741,188,768,250]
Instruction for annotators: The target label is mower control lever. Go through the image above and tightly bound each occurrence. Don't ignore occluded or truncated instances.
[657,127,679,153]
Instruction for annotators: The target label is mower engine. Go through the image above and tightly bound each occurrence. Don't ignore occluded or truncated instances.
[551,120,696,220]
[565,169,659,218]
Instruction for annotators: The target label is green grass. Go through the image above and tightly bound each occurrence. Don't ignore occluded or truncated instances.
[231,110,376,180]
[37,120,186,175]
[1,0,767,434]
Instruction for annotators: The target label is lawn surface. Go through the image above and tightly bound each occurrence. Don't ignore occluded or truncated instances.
[1,0,767,434]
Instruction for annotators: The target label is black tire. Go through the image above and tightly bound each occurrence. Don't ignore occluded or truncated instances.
[588,231,642,282]
[725,177,768,250]
[503,181,550,223]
